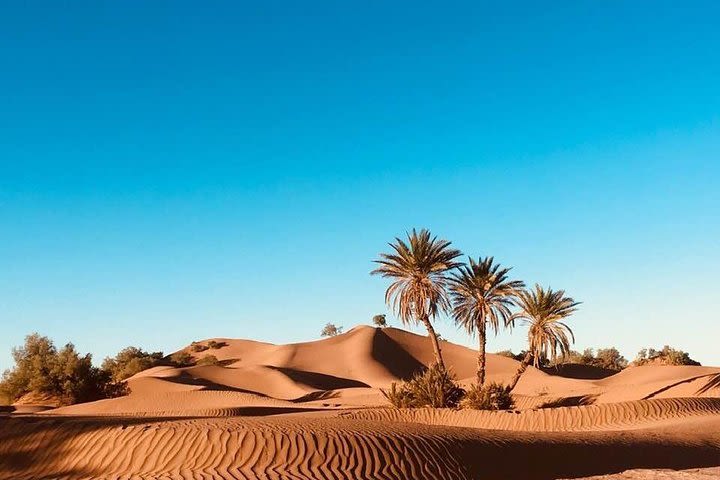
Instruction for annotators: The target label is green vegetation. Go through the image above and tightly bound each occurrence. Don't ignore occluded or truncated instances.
[102,347,164,382]
[562,347,628,371]
[372,228,462,369]
[0,333,125,406]
[170,351,194,367]
[634,346,700,366]
[382,363,464,408]
[461,382,514,410]
[320,323,343,337]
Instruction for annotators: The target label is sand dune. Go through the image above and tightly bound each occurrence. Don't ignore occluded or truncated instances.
[342,397,720,431]
[1,413,718,480]
[3,325,718,479]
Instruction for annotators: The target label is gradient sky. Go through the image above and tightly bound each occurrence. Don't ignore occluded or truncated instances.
[1,1,719,371]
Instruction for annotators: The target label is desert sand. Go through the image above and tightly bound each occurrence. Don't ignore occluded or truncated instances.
[1,325,719,479]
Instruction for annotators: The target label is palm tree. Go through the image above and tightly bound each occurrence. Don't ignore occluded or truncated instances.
[448,257,524,386]
[372,229,462,368]
[506,285,580,392]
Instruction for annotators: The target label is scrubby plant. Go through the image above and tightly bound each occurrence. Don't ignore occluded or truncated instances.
[207,340,225,349]
[0,333,125,406]
[382,363,465,408]
[634,346,700,366]
[190,342,210,353]
[372,314,387,327]
[461,382,514,410]
[196,355,219,366]
[320,323,343,337]
[170,351,194,367]
[558,347,628,371]
[102,347,164,382]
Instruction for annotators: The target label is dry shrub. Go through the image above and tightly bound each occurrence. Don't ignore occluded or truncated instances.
[461,382,514,410]
[382,363,464,408]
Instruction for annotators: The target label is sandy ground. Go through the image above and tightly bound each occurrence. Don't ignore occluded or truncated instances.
[1,325,718,479]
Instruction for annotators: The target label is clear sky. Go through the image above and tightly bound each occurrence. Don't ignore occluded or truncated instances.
[1,1,719,371]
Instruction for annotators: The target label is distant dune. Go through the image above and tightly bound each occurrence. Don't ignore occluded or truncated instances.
[1,325,718,479]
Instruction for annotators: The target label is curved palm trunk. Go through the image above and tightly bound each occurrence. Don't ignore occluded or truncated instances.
[476,323,486,386]
[420,315,445,369]
[506,351,532,393]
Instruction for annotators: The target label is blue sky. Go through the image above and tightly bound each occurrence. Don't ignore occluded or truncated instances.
[1,1,719,370]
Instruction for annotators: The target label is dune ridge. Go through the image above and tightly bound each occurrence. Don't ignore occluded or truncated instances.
[342,397,720,431]
[1,414,719,480]
[4,325,719,479]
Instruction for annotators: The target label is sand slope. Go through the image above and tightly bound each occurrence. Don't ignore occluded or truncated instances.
[37,325,720,417]
[4,325,718,479]
[1,413,718,480]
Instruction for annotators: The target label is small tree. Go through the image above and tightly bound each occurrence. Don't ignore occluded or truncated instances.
[170,351,194,367]
[102,347,164,382]
[594,347,628,370]
[0,333,125,406]
[372,314,387,328]
[634,346,700,366]
[320,323,343,337]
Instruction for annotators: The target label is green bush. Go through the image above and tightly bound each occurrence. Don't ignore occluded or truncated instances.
[0,333,125,406]
[196,355,220,366]
[461,382,514,410]
[382,363,465,408]
[170,351,194,367]
[560,347,628,371]
[101,347,164,382]
[207,340,225,349]
[634,346,700,366]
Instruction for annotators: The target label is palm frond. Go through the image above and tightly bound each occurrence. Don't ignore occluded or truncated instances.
[514,284,580,367]
[371,228,462,325]
[447,256,525,337]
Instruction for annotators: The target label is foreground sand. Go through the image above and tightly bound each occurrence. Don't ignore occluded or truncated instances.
[2,326,718,479]
[1,410,719,479]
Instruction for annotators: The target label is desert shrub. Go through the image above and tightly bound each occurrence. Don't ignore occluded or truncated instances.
[207,340,226,349]
[320,323,343,337]
[594,348,628,370]
[196,355,219,366]
[382,363,465,408]
[372,314,387,327]
[461,382,514,410]
[634,346,700,366]
[190,342,209,353]
[0,333,125,406]
[553,347,628,371]
[102,347,164,382]
[170,351,194,367]
[495,350,523,360]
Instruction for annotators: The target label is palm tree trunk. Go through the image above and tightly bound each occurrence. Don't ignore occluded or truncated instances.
[421,315,445,369]
[476,323,486,386]
[506,351,532,393]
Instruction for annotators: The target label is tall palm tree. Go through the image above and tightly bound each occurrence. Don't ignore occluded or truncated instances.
[448,257,524,386]
[371,229,462,369]
[506,285,580,392]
